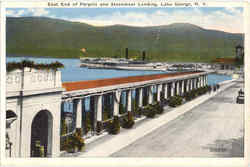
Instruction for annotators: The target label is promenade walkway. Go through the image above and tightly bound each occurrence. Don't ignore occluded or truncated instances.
[61,79,243,157]
[112,80,244,157]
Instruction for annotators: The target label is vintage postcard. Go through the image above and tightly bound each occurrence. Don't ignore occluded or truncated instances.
[0,0,249,167]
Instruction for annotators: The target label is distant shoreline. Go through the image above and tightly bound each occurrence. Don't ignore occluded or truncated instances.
[7,55,211,64]
[7,54,79,60]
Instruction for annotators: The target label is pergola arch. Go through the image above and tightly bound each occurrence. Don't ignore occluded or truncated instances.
[30,110,53,157]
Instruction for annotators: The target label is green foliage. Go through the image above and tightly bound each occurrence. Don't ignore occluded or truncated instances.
[122,112,135,129]
[134,107,143,117]
[6,17,243,62]
[85,112,92,134]
[108,116,120,135]
[184,89,197,101]
[103,107,112,121]
[169,95,183,107]
[143,104,157,118]
[160,98,168,106]
[184,86,211,101]
[154,102,164,114]
[61,119,67,136]
[76,128,83,137]
[39,146,45,157]
[7,59,64,72]
[65,129,85,153]
[197,86,209,95]
[142,102,164,118]
[33,140,44,157]
[131,98,137,113]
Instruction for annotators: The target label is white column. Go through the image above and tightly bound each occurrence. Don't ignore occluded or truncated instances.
[207,75,208,85]
[96,95,102,122]
[75,99,82,129]
[186,80,189,92]
[204,75,206,86]
[176,81,180,95]
[201,76,203,87]
[204,75,207,86]
[164,84,168,99]
[197,77,200,88]
[148,86,153,104]
[157,84,162,102]
[127,89,132,112]
[114,91,121,116]
[181,80,184,95]
[201,76,204,87]
[190,79,193,90]
[138,88,143,107]
[171,82,175,96]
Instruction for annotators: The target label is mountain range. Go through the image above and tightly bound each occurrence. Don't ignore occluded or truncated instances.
[6,17,244,62]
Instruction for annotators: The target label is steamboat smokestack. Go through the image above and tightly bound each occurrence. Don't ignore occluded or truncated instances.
[125,48,129,59]
[142,50,146,61]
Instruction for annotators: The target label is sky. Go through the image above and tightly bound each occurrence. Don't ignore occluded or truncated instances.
[6,7,243,33]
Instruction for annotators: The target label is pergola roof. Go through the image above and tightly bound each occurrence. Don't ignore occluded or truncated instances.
[62,71,201,92]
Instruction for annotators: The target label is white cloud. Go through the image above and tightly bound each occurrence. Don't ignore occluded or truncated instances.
[6,9,25,17]
[27,8,49,17]
[16,10,25,17]
[67,8,243,33]
[225,7,242,16]
[6,10,15,16]
[6,8,50,17]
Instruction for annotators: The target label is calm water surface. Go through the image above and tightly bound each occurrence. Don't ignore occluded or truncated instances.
[7,57,168,82]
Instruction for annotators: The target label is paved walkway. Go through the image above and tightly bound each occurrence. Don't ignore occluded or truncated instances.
[112,80,244,157]
[61,79,243,157]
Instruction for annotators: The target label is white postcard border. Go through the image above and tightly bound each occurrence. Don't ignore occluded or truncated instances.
[0,1,248,167]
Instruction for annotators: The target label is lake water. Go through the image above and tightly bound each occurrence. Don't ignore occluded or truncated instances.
[7,57,167,82]
[7,56,232,85]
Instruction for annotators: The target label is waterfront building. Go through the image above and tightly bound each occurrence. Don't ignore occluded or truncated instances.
[212,44,244,70]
